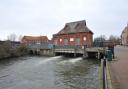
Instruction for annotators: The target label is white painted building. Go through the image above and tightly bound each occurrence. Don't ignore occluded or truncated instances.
[121,24,128,45]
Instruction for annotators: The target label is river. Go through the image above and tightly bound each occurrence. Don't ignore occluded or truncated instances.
[0,56,100,89]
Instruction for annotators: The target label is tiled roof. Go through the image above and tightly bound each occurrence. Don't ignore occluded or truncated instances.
[22,36,49,41]
[57,20,93,34]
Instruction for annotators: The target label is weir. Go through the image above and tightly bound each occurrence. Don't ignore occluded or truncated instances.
[54,45,105,59]
[27,44,106,59]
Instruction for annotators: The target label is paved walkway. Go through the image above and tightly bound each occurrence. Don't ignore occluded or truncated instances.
[109,46,128,89]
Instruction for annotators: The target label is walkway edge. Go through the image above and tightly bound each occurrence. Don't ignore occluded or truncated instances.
[106,61,114,89]
[99,60,103,89]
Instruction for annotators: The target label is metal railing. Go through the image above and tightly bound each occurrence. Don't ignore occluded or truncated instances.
[54,45,83,49]
[102,58,108,89]
[27,43,53,49]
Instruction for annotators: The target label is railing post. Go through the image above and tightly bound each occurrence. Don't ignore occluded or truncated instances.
[53,45,55,56]
[83,45,87,58]
[98,51,100,59]
[74,47,76,57]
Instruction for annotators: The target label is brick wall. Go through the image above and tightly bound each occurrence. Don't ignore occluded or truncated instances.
[53,32,93,47]
[21,36,49,45]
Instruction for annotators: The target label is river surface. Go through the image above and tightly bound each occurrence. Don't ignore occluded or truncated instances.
[0,56,100,89]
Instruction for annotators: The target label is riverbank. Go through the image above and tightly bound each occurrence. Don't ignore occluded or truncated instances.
[108,45,128,89]
[0,41,28,60]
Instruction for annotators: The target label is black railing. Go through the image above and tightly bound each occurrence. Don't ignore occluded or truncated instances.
[102,58,108,89]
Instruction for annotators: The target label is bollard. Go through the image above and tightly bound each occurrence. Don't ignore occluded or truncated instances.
[83,45,87,58]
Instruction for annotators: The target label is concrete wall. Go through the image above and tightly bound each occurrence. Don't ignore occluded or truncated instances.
[40,49,54,56]
[29,49,54,56]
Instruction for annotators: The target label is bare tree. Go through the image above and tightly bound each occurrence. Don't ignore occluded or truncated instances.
[7,34,17,41]
[18,35,23,41]
[109,35,120,44]
[93,35,107,47]
[94,35,106,42]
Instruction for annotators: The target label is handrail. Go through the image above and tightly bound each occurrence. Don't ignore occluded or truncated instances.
[103,58,108,89]
[54,45,82,49]
[101,58,108,89]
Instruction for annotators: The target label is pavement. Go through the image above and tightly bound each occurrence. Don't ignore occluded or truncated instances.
[109,45,128,89]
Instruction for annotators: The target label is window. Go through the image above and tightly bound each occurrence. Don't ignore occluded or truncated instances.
[70,38,74,41]
[64,38,68,45]
[83,36,87,41]
[60,39,62,42]
[76,38,80,45]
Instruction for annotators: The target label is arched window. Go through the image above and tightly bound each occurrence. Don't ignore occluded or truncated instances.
[83,36,87,41]
[60,39,62,42]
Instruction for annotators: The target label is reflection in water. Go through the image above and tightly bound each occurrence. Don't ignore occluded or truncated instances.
[0,56,100,89]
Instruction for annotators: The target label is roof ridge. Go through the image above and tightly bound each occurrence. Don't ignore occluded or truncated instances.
[66,20,86,25]
[24,36,47,37]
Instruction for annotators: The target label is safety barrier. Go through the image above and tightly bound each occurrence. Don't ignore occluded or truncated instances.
[99,58,114,89]
[102,58,108,89]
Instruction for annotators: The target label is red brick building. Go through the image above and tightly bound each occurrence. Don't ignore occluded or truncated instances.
[53,20,93,47]
[21,36,49,45]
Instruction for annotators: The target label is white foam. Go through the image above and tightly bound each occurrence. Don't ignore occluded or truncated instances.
[68,57,82,63]
[37,56,62,65]
[59,57,82,64]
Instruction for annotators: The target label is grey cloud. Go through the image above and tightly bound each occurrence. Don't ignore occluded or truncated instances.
[0,0,128,40]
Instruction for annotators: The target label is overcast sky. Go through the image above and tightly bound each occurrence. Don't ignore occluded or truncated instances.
[0,0,128,40]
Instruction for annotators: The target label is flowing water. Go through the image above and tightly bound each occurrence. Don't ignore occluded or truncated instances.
[0,56,100,89]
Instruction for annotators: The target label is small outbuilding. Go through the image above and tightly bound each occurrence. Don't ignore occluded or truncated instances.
[21,36,49,45]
